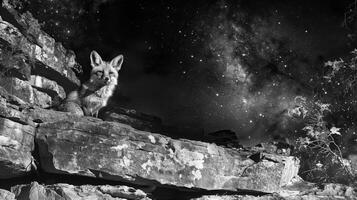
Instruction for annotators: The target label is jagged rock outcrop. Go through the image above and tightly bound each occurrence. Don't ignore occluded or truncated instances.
[0,86,36,178]
[10,181,151,200]
[0,116,35,178]
[0,18,80,90]
[0,189,15,200]
[0,0,81,110]
[0,77,52,107]
[35,116,300,194]
[30,75,66,100]
[0,0,81,179]
[2,0,81,88]
[0,73,301,195]
[0,49,31,81]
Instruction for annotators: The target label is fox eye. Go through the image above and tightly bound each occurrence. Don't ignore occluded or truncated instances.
[109,71,114,75]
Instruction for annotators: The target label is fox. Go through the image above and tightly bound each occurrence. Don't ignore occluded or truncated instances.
[60,50,124,117]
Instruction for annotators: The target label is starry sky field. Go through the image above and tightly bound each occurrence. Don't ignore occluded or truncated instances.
[17,0,357,144]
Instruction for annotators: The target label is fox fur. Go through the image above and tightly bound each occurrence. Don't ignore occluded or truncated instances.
[61,50,123,116]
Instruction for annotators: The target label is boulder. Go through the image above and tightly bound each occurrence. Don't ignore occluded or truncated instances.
[36,117,300,193]
[0,76,52,108]
[11,181,151,200]
[0,84,97,125]
[0,189,15,200]
[3,0,81,76]
[30,75,66,100]
[0,117,35,178]
[0,15,80,92]
[0,48,31,81]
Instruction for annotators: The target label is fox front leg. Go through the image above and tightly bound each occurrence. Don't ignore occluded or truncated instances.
[83,104,101,117]
[82,106,91,116]
[92,104,103,118]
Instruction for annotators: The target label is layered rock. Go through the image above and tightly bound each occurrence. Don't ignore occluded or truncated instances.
[0,2,81,109]
[0,77,52,107]
[36,116,300,194]
[0,87,36,178]
[0,1,81,178]
[0,117,35,178]
[30,75,66,100]
[11,182,151,200]
[1,0,81,88]
[0,49,31,81]
[0,19,79,89]
[0,85,300,194]
[0,189,15,200]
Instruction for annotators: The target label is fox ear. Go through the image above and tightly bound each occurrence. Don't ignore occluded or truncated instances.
[110,54,124,71]
[90,50,103,67]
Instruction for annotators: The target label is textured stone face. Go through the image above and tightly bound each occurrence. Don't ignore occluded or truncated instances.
[0,189,15,200]
[11,182,151,200]
[0,49,31,81]
[0,18,80,91]
[36,118,300,193]
[0,77,52,108]
[0,5,82,109]
[30,75,66,100]
[0,117,35,178]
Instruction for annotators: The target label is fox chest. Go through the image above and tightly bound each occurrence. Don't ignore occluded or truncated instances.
[82,94,108,108]
[81,86,114,109]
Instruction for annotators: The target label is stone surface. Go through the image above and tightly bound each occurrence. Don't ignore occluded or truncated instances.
[2,0,81,75]
[36,117,300,193]
[0,85,41,125]
[0,189,15,200]
[0,84,98,125]
[0,76,52,108]
[11,181,151,200]
[0,47,31,81]
[0,117,35,178]
[0,15,80,92]
[315,183,356,197]
[30,75,66,100]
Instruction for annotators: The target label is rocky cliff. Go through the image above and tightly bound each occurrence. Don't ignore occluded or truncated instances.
[0,1,356,200]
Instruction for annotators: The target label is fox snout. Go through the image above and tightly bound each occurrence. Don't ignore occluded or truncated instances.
[103,76,111,84]
[92,72,114,86]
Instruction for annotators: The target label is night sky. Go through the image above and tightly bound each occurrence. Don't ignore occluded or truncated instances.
[20,0,357,144]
